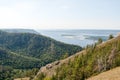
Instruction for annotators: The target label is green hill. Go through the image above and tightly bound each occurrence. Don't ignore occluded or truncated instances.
[0,30,82,68]
[35,35,120,80]
[0,48,41,68]
[0,30,82,80]
[1,29,39,34]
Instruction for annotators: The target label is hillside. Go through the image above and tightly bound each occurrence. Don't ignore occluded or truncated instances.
[35,35,120,80]
[0,30,82,68]
[0,48,41,69]
[34,50,86,80]
[1,29,39,34]
[0,30,82,80]
[87,67,120,80]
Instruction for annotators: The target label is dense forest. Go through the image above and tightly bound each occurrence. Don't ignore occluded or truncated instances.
[0,30,82,80]
[35,35,120,80]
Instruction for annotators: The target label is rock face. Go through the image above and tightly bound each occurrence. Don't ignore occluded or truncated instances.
[46,61,60,70]
[87,67,120,80]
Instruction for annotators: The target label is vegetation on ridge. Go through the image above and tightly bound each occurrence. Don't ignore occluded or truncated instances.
[36,35,120,80]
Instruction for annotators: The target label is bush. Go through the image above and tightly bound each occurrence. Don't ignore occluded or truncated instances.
[109,34,114,40]
[97,38,103,44]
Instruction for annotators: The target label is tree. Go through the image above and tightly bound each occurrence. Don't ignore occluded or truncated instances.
[109,34,114,40]
[61,53,69,59]
[97,38,103,44]
[35,73,45,80]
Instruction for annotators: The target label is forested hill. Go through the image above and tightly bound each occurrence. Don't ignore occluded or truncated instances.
[1,29,39,34]
[0,30,82,79]
[0,30,82,69]
[35,35,120,80]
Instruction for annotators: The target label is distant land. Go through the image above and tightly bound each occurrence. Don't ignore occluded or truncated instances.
[1,29,39,34]
[38,29,120,47]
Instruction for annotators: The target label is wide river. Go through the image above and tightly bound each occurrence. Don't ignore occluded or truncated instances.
[36,30,120,47]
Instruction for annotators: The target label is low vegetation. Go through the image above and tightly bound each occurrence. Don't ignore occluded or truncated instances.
[109,34,114,39]
[35,35,120,80]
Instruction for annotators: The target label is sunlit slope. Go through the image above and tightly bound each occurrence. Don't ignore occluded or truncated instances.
[87,67,120,80]
[35,35,120,80]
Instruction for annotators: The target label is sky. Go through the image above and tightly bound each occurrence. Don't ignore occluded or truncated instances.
[0,0,120,30]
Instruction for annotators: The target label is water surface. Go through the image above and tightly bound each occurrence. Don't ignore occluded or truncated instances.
[36,29,120,47]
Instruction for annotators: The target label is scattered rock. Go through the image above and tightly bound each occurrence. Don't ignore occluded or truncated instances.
[46,64,52,69]
[54,61,60,65]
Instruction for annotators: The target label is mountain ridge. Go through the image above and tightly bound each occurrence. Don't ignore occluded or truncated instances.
[34,35,120,80]
[1,29,39,34]
[0,30,82,80]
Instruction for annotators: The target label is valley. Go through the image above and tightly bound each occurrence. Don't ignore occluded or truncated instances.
[0,29,82,80]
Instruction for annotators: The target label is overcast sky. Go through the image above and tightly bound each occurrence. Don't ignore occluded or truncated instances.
[0,0,120,29]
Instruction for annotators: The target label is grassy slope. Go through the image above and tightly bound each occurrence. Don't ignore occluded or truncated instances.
[34,50,86,79]
[87,67,120,80]
[35,35,120,80]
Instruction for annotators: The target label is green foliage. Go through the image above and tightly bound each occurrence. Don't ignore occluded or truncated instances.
[0,67,39,80]
[0,48,41,69]
[97,38,103,44]
[0,30,82,69]
[35,73,45,80]
[0,30,82,79]
[61,53,69,59]
[109,34,114,39]
[38,36,120,80]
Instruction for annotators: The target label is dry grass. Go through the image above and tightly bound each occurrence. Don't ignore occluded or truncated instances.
[14,77,30,80]
[87,67,120,80]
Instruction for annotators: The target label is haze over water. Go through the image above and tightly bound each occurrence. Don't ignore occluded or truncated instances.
[37,30,120,47]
